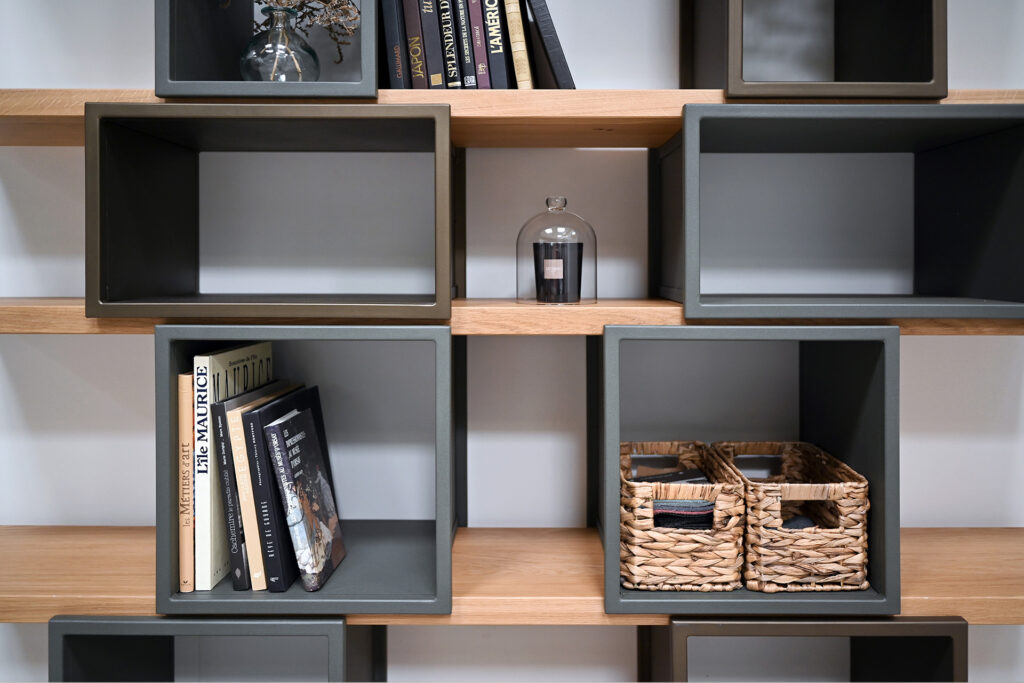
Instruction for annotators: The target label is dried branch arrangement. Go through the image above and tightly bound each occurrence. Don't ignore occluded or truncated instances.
[251,0,361,64]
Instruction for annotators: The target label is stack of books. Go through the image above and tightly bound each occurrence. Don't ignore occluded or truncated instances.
[379,0,574,89]
[176,342,346,594]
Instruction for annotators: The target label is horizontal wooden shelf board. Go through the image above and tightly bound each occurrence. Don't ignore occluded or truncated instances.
[1,526,1021,624]
[2,89,1023,147]
[2,297,1024,336]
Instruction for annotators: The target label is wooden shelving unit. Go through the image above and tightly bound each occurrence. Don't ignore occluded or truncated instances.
[2,89,1024,147]
[3,526,1021,626]
[3,297,1024,335]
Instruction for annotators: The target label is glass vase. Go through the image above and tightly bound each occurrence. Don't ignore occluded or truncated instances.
[241,6,321,82]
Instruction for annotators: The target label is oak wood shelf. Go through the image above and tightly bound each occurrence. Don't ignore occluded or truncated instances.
[2,526,1021,625]
[3,89,1024,148]
[3,297,1024,336]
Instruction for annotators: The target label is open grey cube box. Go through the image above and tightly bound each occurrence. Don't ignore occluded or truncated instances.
[85,103,451,319]
[155,0,377,98]
[600,325,899,615]
[652,103,1024,319]
[155,325,453,615]
[680,0,946,98]
[48,616,382,681]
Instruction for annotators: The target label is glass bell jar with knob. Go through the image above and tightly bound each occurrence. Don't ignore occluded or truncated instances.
[516,197,597,304]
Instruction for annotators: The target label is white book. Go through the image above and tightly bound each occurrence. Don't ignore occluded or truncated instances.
[193,342,274,590]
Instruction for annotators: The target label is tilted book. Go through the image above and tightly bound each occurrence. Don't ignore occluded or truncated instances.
[503,0,533,88]
[524,0,574,89]
[177,372,194,593]
[211,398,250,591]
[402,0,429,88]
[223,380,300,591]
[265,408,346,591]
[193,342,274,591]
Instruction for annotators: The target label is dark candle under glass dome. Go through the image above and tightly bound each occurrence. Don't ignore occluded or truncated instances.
[516,197,597,304]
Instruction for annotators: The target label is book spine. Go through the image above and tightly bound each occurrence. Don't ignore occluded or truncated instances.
[454,0,477,87]
[467,0,490,88]
[227,407,268,591]
[381,0,412,88]
[243,411,295,592]
[177,373,194,593]
[212,404,251,591]
[264,422,314,591]
[503,0,533,88]
[402,0,429,88]
[438,0,462,87]
[193,356,214,590]
[482,0,511,88]
[419,0,446,88]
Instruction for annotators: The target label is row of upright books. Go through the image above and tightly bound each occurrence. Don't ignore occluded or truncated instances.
[379,0,574,89]
[177,342,345,594]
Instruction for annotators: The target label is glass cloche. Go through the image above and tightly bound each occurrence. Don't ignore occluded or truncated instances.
[516,197,597,304]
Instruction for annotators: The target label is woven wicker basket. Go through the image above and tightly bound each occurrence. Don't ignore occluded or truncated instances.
[713,441,870,593]
[620,441,745,592]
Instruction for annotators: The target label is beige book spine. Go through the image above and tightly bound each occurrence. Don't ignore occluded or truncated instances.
[503,0,533,89]
[227,408,268,591]
[177,372,195,593]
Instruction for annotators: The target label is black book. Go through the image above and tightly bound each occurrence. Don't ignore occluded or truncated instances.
[419,0,446,88]
[381,0,412,88]
[243,386,334,592]
[402,0,429,88]
[211,402,250,591]
[482,0,512,88]
[438,0,463,88]
[453,0,477,88]
[265,408,346,592]
[524,0,574,89]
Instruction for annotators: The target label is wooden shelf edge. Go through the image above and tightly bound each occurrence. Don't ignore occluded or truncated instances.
[2,526,1023,625]
[2,298,1024,336]
[3,89,1024,147]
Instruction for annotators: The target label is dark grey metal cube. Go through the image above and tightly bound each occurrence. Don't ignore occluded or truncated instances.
[639,617,967,681]
[155,325,453,615]
[600,325,899,615]
[680,0,947,98]
[155,0,377,98]
[85,103,451,319]
[651,104,1024,319]
[48,616,383,682]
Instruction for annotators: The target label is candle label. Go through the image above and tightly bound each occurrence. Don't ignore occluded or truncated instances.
[543,259,564,280]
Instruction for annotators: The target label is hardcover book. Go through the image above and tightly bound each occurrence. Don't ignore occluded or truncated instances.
[214,380,299,591]
[265,408,346,592]
[419,0,447,88]
[177,372,194,593]
[402,0,429,88]
[466,0,490,88]
[454,0,477,87]
[438,0,463,87]
[524,0,574,89]
[503,0,533,88]
[482,0,511,88]
[381,0,411,88]
[193,342,273,591]
[242,385,332,592]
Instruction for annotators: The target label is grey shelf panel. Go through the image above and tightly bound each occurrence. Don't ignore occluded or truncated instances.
[681,0,947,98]
[155,325,453,616]
[48,616,381,682]
[650,104,1024,320]
[168,520,439,612]
[86,104,452,320]
[155,0,377,98]
[600,325,900,616]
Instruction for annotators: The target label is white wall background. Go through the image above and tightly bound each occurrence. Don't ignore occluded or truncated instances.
[1,0,1023,680]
